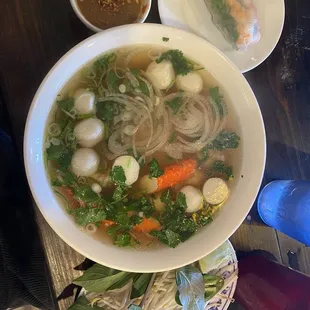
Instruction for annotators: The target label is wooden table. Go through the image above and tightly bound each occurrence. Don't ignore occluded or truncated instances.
[1,0,310,309]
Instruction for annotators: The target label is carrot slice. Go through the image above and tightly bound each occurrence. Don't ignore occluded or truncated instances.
[101,220,116,228]
[156,159,197,192]
[134,218,161,233]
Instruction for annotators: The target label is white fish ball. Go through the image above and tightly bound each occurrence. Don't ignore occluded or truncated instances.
[71,148,100,177]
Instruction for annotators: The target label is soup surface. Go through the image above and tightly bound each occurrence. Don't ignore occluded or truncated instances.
[45,45,241,249]
[77,0,143,30]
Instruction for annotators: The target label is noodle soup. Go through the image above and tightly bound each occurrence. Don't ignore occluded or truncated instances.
[45,46,241,249]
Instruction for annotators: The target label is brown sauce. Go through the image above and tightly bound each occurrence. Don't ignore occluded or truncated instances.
[77,0,143,30]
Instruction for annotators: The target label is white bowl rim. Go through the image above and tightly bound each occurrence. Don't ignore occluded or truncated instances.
[24,23,266,273]
[70,0,152,33]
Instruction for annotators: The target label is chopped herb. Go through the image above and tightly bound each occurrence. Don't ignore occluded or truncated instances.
[138,79,150,96]
[212,160,233,179]
[168,132,177,143]
[94,53,116,76]
[165,96,183,114]
[110,166,127,185]
[130,214,143,225]
[96,100,119,121]
[148,159,164,178]
[71,207,106,226]
[209,87,226,118]
[107,71,120,91]
[151,229,181,248]
[46,144,73,168]
[162,37,170,42]
[112,185,127,201]
[57,97,74,112]
[74,185,100,203]
[208,130,240,150]
[175,192,187,210]
[115,233,131,247]
[156,49,195,76]
[160,189,172,205]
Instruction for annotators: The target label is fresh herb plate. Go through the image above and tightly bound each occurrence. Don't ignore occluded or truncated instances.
[75,241,238,310]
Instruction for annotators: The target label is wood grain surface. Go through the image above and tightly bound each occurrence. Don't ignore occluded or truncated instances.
[0,0,310,309]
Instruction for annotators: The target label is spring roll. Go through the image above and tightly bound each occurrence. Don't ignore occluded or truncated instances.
[205,0,261,51]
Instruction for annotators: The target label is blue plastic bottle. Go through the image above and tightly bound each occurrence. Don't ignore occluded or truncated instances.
[258,180,310,246]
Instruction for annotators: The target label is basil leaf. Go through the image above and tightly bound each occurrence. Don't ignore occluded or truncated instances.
[176,266,205,310]
[73,264,131,293]
[72,207,106,226]
[148,159,164,178]
[68,296,101,310]
[131,273,153,299]
[110,166,127,185]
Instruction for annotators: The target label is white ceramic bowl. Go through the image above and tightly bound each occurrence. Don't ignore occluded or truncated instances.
[70,0,152,32]
[24,24,266,273]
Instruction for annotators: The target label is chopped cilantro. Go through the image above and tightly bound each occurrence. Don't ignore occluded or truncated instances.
[112,185,127,201]
[160,189,172,205]
[148,159,164,178]
[71,207,106,226]
[156,49,194,76]
[107,71,120,91]
[96,100,119,121]
[209,87,226,118]
[46,144,73,168]
[150,230,181,248]
[165,96,183,114]
[73,185,100,203]
[208,130,240,150]
[175,192,187,210]
[115,233,131,247]
[57,97,74,112]
[212,161,233,179]
[110,166,127,185]
[162,37,170,42]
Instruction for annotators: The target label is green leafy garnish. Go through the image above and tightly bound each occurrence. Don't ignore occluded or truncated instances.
[112,185,127,201]
[198,146,209,164]
[94,53,116,76]
[131,273,153,299]
[176,266,205,310]
[110,166,127,185]
[165,96,183,114]
[209,87,226,118]
[107,71,120,91]
[68,296,101,310]
[162,37,170,42]
[74,185,100,203]
[96,100,119,121]
[148,159,164,178]
[71,207,106,226]
[160,189,172,204]
[150,229,181,248]
[212,160,233,179]
[156,49,195,76]
[130,68,150,96]
[175,192,187,210]
[46,144,73,168]
[57,97,74,112]
[208,130,240,150]
[115,233,131,247]
[73,264,131,293]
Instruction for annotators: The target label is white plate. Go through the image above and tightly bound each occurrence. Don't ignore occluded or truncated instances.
[158,0,285,73]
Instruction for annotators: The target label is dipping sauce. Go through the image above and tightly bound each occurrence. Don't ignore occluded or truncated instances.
[77,0,143,30]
